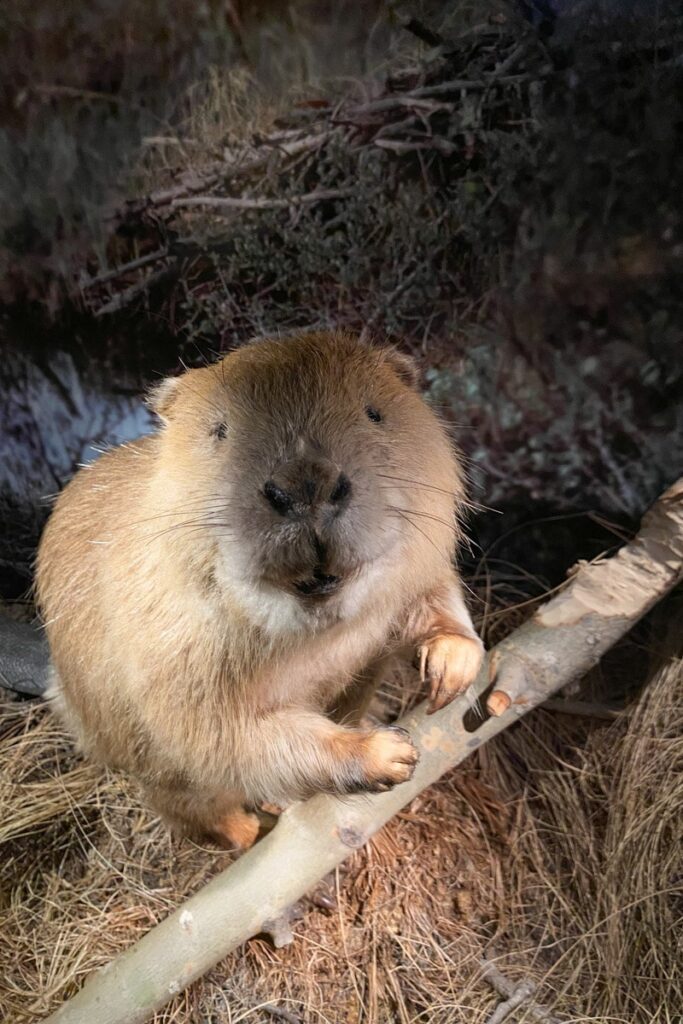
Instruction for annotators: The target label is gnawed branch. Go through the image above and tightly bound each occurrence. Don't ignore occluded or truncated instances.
[44,479,683,1024]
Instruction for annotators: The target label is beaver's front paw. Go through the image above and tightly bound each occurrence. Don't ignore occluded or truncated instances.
[419,633,483,714]
[357,726,419,792]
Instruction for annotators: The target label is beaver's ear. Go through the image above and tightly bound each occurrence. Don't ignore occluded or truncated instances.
[384,348,421,390]
[146,376,181,422]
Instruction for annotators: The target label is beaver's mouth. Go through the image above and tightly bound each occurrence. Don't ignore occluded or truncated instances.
[293,571,342,598]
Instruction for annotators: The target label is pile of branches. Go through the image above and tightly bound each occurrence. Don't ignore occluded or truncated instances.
[77,15,562,329]
[82,6,683,333]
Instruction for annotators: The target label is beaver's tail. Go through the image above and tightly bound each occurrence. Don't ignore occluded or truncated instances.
[0,614,50,697]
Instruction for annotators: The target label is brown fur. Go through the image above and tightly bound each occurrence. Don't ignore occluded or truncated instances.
[36,331,483,847]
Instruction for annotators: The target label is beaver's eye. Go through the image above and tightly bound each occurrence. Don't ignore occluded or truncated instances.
[212,422,228,440]
[366,406,382,423]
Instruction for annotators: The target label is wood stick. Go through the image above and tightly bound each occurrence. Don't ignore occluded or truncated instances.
[342,74,547,119]
[43,480,683,1024]
[92,266,175,318]
[170,188,351,212]
[80,248,168,289]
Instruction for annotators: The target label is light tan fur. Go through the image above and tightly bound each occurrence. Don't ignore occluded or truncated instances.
[36,331,483,847]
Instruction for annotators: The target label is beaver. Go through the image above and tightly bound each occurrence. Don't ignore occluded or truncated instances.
[36,330,483,848]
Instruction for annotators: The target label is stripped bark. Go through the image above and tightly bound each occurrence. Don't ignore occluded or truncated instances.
[44,479,683,1024]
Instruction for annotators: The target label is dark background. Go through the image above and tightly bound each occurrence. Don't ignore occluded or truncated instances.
[1,0,681,603]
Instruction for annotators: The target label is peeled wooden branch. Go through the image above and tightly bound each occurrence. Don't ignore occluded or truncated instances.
[485,479,683,717]
[44,480,683,1024]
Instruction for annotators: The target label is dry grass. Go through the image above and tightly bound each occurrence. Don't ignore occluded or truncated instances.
[133,68,282,199]
[479,649,683,1023]
[0,598,681,1023]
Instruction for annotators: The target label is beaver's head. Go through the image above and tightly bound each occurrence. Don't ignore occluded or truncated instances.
[149,332,463,630]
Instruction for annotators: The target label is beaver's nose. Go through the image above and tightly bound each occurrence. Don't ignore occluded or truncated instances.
[263,480,295,516]
[263,470,352,518]
[329,472,352,504]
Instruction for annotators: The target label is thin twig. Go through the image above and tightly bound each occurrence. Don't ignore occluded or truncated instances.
[80,249,168,289]
[340,95,453,118]
[374,137,458,155]
[541,698,623,721]
[345,73,546,119]
[261,1004,301,1024]
[170,188,351,212]
[28,83,124,104]
[413,73,547,97]
[93,266,175,318]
